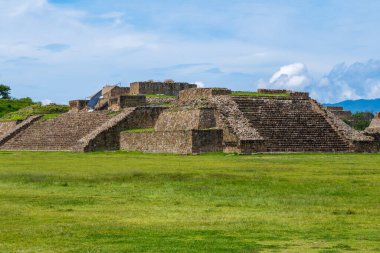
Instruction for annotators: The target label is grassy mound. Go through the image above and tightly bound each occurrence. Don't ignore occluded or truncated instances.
[0,104,69,121]
[0,98,35,118]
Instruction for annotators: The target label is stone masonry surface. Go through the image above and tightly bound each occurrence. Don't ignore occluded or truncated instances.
[0,116,42,147]
[154,108,216,131]
[75,107,165,152]
[0,121,20,137]
[120,129,223,154]
[130,81,196,96]
[366,112,380,133]
[179,88,231,104]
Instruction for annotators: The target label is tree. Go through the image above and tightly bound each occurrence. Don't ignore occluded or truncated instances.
[0,84,11,99]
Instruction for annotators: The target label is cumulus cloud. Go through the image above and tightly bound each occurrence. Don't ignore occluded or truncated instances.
[41,99,53,105]
[262,60,380,103]
[194,81,205,88]
[314,60,380,102]
[267,63,312,90]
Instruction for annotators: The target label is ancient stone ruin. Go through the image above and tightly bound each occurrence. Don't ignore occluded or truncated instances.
[326,106,352,120]
[0,80,379,154]
[366,112,380,133]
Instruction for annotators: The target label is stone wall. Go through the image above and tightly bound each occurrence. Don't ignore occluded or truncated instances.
[179,88,231,104]
[289,91,310,99]
[366,112,380,132]
[0,116,42,146]
[257,89,288,94]
[120,129,223,154]
[102,86,130,99]
[209,95,264,152]
[109,95,146,110]
[130,81,197,96]
[77,107,166,152]
[310,99,376,152]
[146,97,177,106]
[327,106,344,111]
[326,106,352,119]
[155,108,216,131]
[0,121,19,137]
[69,100,88,111]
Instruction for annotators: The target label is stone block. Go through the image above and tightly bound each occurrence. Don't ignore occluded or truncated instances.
[120,129,223,154]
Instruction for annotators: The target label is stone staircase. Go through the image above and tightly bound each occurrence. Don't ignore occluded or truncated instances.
[0,111,112,151]
[231,96,351,152]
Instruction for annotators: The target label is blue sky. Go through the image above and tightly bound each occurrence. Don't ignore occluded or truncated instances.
[1,0,380,103]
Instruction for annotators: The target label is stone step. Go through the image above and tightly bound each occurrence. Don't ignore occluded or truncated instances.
[1,111,112,150]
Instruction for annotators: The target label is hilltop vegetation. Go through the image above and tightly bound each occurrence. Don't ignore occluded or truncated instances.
[0,103,69,121]
[0,97,36,118]
[0,85,69,121]
[344,112,374,131]
[0,152,379,252]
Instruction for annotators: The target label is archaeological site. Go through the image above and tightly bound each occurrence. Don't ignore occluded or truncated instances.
[0,80,379,154]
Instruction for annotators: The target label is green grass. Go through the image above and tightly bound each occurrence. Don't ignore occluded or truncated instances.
[0,104,69,121]
[0,98,35,118]
[231,91,290,97]
[0,152,379,252]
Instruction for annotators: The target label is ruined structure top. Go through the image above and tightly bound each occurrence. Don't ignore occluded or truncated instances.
[130,81,197,96]
[326,106,352,120]
[366,112,380,132]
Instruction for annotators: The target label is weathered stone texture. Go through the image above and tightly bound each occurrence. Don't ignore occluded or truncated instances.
[109,95,146,111]
[77,107,165,152]
[326,106,352,120]
[0,121,20,137]
[69,100,88,111]
[0,107,165,152]
[146,97,177,106]
[366,112,380,132]
[130,82,196,96]
[0,116,42,147]
[120,129,223,154]
[179,88,231,104]
[225,95,358,152]
[155,108,216,131]
[288,92,310,99]
[102,86,130,99]
[257,89,288,94]
[0,112,111,151]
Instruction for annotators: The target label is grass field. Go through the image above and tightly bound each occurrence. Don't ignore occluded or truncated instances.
[0,152,379,252]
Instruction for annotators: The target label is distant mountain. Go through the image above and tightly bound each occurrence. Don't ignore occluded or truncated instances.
[324,99,380,113]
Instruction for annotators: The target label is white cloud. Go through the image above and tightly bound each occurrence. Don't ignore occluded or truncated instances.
[41,99,53,105]
[194,81,205,88]
[261,60,380,103]
[313,60,380,102]
[266,62,312,90]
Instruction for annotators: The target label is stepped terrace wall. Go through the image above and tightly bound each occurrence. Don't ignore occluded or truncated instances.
[108,95,146,111]
[0,121,20,136]
[0,107,165,152]
[179,88,231,104]
[155,108,216,131]
[120,129,223,154]
[78,107,165,152]
[326,106,352,119]
[130,82,197,96]
[366,112,380,132]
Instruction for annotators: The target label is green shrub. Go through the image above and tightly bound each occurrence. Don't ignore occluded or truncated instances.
[0,98,36,117]
[0,104,69,121]
[124,128,155,133]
